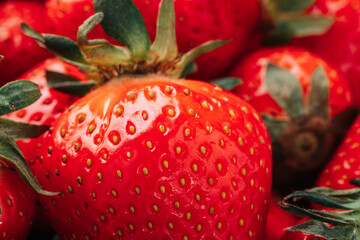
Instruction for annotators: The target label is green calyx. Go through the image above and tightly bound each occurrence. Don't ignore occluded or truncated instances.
[263,64,359,188]
[262,0,335,45]
[0,80,56,196]
[280,180,360,239]
[22,0,227,82]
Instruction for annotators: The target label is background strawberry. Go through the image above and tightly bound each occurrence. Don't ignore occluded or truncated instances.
[4,58,88,168]
[0,1,53,85]
[230,46,356,191]
[45,0,262,80]
[0,164,37,240]
[25,0,273,238]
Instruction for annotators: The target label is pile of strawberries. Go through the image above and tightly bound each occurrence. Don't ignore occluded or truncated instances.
[1,0,360,239]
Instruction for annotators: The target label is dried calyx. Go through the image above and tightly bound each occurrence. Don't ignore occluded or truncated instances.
[263,64,359,189]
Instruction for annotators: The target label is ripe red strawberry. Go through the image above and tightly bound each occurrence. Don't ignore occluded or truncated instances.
[316,115,360,190]
[265,193,298,240]
[0,1,53,85]
[230,46,355,190]
[45,0,262,80]
[25,0,273,239]
[0,165,37,240]
[4,58,88,167]
[262,0,360,105]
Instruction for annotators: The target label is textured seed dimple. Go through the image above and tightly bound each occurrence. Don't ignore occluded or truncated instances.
[97,173,103,181]
[78,114,85,123]
[129,125,135,134]
[188,109,195,116]
[232,157,237,164]
[55,169,59,176]
[159,125,165,133]
[165,86,172,94]
[48,147,52,155]
[127,152,131,159]
[229,110,235,117]
[217,163,222,172]
[246,123,253,132]
[254,113,260,121]
[88,124,95,133]
[92,192,96,199]
[183,236,188,240]
[221,192,226,200]
[146,141,153,149]
[200,146,206,155]
[128,92,135,99]
[180,178,186,186]
[68,186,73,194]
[184,128,191,137]
[186,212,191,220]
[201,100,209,109]
[130,206,135,213]
[100,214,106,222]
[168,222,174,230]
[238,137,244,146]
[163,160,169,169]
[242,168,246,176]
[220,140,224,147]
[209,206,214,215]
[167,108,175,117]
[112,190,117,197]
[241,107,248,114]
[74,143,81,151]
[184,89,190,95]
[153,204,158,212]
[148,91,155,99]
[77,176,82,185]
[128,224,134,231]
[160,185,166,194]
[250,147,254,155]
[208,177,214,186]
[148,221,153,229]
[109,207,115,214]
[174,201,180,209]
[87,159,92,168]
[176,146,181,154]
[251,179,254,186]
[60,129,66,137]
[116,107,123,116]
[196,224,202,232]
[195,193,200,202]
[239,219,244,226]
[217,222,222,229]
[112,135,119,144]
[117,230,122,236]
[142,167,149,175]
[134,186,141,195]
[223,126,230,134]
[192,164,198,172]
[142,112,148,120]
[62,155,68,163]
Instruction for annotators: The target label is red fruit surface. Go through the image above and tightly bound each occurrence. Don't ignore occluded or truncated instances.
[46,0,262,80]
[291,0,360,104]
[4,58,87,165]
[0,164,37,240]
[316,114,360,190]
[0,1,53,84]
[33,77,272,239]
[230,46,354,118]
[281,219,326,240]
[264,193,298,240]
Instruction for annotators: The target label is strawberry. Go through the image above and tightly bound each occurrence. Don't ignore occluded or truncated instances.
[262,0,360,105]
[265,192,298,240]
[0,1,53,85]
[230,46,356,190]
[45,0,262,80]
[24,0,273,239]
[0,164,36,240]
[4,58,88,167]
[316,115,360,190]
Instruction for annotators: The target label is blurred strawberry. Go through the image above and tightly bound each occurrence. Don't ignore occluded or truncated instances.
[0,1,53,84]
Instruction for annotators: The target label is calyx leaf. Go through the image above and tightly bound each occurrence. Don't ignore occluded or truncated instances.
[284,16,335,37]
[265,63,305,119]
[0,80,41,116]
[209,77,242,91]
[93,0,150,58]
[308,66,330,119]
[0,118,49,140]
[46,71,97,97]
[274,0,315,12]
[0,135,58,196]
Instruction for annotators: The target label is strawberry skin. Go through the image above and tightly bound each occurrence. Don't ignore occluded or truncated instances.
[316,114,360,190]
[45,0,262,80]
[0,165,37,240]
[4,58,87,166]
[291,0,360,105]
[33,77,272,239]
[0,1,53,84]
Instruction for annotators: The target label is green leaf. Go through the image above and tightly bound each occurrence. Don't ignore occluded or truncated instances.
[77,13,130,66]
[266,63,305,119]
[0,135,57,196]
[21,23,92,70]
[286,188,360,210]
[0,80,41,116]
[150,0,178,62]
[0,118,49,140]
[275,0,315,12]
[172,40,228,78]
[93,0,150,58]
[46,71,97,97]
[308,66,330,119]
[285,16,335,37]
[287,220,358,240]
[261,114,290,141]
[180,62,197,78]
[209,77,242,91]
